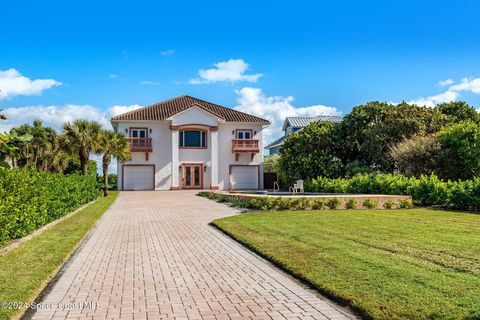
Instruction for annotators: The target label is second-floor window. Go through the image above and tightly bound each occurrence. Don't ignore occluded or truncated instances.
[236,130,252,139]
[131,128,147,138]
[180,130,206,148]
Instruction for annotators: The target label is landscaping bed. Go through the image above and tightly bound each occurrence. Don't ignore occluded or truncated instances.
[212,208,480,320]
[198,191,413,210]
[0,191,118,320]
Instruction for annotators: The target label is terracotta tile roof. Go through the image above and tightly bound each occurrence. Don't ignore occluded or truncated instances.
[111,95,270,123]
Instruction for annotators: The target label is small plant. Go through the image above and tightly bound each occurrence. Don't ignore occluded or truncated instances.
[383,200,395,209]
[345,198,357,209]
[325,198,340,209]
[251,197,276,210]
[311,199,324,210]
[293,197,311,210]
[276,198,293,210]
[217,195,230,203]
[198,192,254,209]
[362,199,378,209]
[398,198,413,209]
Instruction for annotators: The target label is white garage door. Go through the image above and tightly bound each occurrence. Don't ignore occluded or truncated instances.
[123,166,154,190]
[231,166,259,190]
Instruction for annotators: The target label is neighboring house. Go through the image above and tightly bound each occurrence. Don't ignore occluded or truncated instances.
[265,115,343,155]
[111,95,270,191]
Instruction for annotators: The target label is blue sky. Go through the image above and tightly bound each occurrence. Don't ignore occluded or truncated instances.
[1,0,480,143]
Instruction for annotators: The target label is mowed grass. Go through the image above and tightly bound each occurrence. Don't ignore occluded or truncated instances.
[213,209,480,320]
[0,192,118,320]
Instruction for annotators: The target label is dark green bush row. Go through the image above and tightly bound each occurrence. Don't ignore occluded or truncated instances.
[305,173,480,211]
[197,192,413,211]
[249,196,412,211]
[0,168,100,245]
[197,192,254,209]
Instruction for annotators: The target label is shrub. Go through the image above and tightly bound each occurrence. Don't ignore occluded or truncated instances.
[198,192,254,209]
[0,168,100,246]
[363,199,378,209]
[345,198,357,209]
[398,199,414,209]
[383,200,395,209]
[274,197,291,210]
[306,173,480,211]
[325,198,340,210]
[293,198,311,210]
[311,199,325,210]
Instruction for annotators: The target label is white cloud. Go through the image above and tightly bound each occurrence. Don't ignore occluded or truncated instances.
[161,49,175,56]
[139,80,160,85]
[410,77,480,107]
[106,104,143,119]
[439,79,454,86]
[0,68,61,101]
[234,87,340,144]
[189,59,263,84]
[449,77,480,93]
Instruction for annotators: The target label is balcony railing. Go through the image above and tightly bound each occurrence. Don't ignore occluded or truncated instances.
[232,139,260,153]
[127,138,152,152]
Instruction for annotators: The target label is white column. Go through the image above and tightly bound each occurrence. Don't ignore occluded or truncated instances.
[171,128,179,189]
[210,129,219,189]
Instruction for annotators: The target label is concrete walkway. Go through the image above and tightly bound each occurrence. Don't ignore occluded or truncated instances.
[32,191,356,320]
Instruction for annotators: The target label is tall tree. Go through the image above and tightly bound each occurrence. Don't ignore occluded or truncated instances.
[437,101,480,124]
[436,121,480,180]
[338,101,438,170]
[280,122,343,181]
[63,120,102,175]
[97,130,130,196]
[11,120,60,170]
[388,134,441,177]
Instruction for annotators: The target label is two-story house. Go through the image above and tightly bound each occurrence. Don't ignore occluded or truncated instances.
[111,95,270,191]
[265,115,343,155]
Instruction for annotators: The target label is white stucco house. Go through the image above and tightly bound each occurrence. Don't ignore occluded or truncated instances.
[111,95,270,191]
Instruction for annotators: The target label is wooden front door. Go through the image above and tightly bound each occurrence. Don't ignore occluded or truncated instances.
[182,164,203,189]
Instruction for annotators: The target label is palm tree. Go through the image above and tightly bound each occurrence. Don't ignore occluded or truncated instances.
[63,120,102,175]
[97,130,130,196]
[10,120,57,170]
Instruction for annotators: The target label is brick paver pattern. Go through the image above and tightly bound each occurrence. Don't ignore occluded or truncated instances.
[32,191,357,320]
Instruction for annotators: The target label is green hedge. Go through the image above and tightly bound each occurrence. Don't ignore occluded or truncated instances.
[197,191,413,211]
[305,173,480,211]
[197,191,254,209]
[0,168,100,245]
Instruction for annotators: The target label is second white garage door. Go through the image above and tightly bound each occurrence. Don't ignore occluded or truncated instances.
[123,165,154,190]
[230,166,259,190]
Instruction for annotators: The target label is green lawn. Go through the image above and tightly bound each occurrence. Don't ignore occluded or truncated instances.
[0,191,118,320]
[213,209,480,320]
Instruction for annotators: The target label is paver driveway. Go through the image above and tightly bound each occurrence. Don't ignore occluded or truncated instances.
[32,191,356,320]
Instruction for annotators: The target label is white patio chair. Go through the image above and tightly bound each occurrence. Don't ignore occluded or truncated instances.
[290,180,304,194]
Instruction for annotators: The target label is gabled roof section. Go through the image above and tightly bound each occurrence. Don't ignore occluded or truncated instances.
[282,115,343,131]
[265,135,286,149]
[111,95,270,123]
